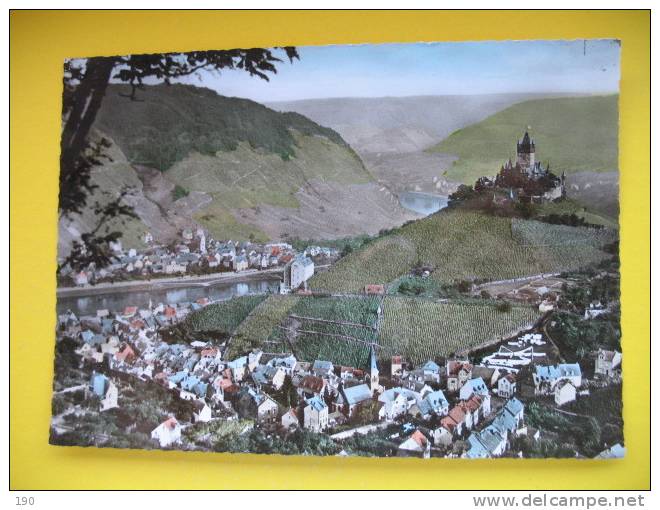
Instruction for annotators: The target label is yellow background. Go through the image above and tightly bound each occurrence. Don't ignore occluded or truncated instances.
[10,10,650,490]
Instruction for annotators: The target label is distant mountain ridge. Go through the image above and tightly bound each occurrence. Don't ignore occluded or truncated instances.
[268,93,580,194]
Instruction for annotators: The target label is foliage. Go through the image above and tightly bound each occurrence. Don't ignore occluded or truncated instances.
[339,427,400,457]
[311,209,616,293]
[547,311,620,362]
[96,83,349,172]
[60,47,299,270]
[379,297,539,364]
[183,295,267,339]
[267,296,381,368]
[171,185,189,201]
[212,427,340,456]
[228,295,300,358]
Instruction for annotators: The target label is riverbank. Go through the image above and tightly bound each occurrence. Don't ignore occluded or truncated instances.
[57,268,284,298]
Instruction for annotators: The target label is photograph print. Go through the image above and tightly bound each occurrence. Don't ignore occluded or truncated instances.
[52,40,623,459]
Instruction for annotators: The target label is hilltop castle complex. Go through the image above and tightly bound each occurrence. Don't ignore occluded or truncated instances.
[474,132,565,204]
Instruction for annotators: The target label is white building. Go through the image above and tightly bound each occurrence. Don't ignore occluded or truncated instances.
[554,380,577,406]
[151,417,182,448]
[285,255,315,290]
[303,396,329,432]
[595,349,622,378]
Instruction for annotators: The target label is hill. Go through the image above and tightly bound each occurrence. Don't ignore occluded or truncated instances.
[268,93,575,195]
[310,208,617,293]
[429,95,619,185]
[60,85,416,255]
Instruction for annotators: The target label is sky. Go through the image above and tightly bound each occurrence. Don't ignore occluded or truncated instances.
[175,39,621,103]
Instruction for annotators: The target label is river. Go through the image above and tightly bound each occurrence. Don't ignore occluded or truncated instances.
[398,191,449,216]
[57,277,281,316]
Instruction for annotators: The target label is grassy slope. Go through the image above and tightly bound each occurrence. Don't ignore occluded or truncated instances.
[379,297,539,364]
[310,209,616,293]
[92,84,371,242]
[430,95,619,184]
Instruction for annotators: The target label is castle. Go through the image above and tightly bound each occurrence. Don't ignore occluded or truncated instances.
[491,132,565,202]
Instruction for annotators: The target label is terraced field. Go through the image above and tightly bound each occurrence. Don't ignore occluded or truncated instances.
[265,296,381,368]
[184,295,267,337]
[379,297,540,364]
[227,295,301,359]
[310,209,616,293]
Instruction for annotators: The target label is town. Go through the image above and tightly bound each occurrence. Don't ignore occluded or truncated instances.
[51,272,623,459]
[59,226,338,292]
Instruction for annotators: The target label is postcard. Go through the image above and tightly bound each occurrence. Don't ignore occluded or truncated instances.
[51,40,622,459]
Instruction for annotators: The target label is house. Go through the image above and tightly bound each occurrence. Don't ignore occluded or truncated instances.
[192,400,213,423]
[398,430,430,459]
[554,380,577,406]
[233,255,248,272]
[472,366,500,388]
[491,397,525,437]
[312,360,334,378]
[281,408,299,429]
[420,360,441,383]
[465,397,525,458]
[303,396,329,432]
[151,417,182,448]
[378,387,422,421]
[286,255,315,290]
[533,364,582,395]
[252,365,286,391]
[391,355,404,378]
[460,377,489,401]
[465,424,507,459]
[440,404,469,439]
[74,271,89,286]
[89,372,118,411]
[497,373,517,398]
[266,354,297,375]
[236,388,279,424]
[298,375,326,398]
[595,349,622,378]
[227,356,248,382]
[446,360,473,391]
[336,383,372,417]
[114,343,137,364]
[416,390,449,420]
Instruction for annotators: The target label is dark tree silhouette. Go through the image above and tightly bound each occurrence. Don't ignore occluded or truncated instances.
[59,48,299,273]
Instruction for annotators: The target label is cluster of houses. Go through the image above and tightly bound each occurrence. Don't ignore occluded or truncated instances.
[54,294,622,457]
[62,226,334,288]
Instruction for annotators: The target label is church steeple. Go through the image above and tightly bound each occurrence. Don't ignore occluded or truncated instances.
[369,346,379,395]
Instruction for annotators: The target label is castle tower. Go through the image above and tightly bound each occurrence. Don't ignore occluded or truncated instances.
[369,346,379,395]
[516,131,535,171]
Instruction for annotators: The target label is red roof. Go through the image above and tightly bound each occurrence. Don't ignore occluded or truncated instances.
[447,360,473,377]
[163,417,178,429]
[364,284,385,295]
[300,375,325,394]
[411,430,428,448]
